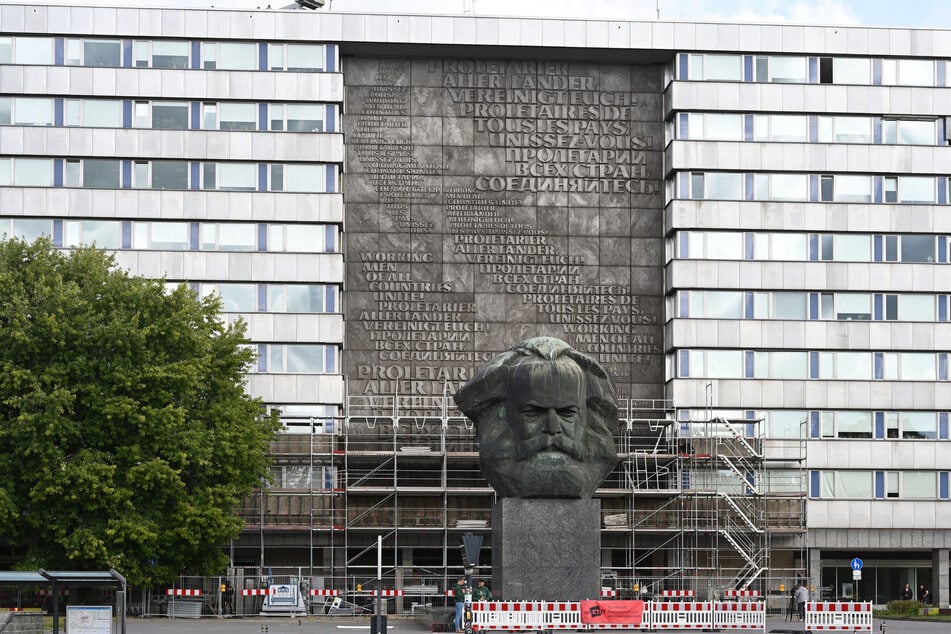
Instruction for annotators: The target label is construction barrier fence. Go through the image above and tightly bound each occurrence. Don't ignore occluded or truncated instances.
[804,602,873,632]
[473,600,772,631]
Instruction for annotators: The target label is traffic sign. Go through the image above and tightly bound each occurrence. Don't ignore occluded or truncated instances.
[850,558,863,571]
[853,570,862,580]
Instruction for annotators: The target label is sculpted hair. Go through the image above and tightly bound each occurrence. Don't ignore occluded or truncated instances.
[454,337,620,437]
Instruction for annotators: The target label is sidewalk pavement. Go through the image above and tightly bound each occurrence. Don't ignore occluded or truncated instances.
[116,615,950,633]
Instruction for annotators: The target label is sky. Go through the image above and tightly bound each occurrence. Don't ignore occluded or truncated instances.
[7,0,951,30]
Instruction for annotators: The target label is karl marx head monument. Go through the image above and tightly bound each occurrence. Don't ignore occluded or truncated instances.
[454,337,620,498]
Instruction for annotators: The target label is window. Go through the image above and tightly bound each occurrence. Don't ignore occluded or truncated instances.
[79,159,120,189]
[835,411,873,438]
[204,42,257,70]
[8,97,53,126]
[826,57,871,84]
[200,223,256,251]
[763,56,807,83]
[268,224,338,253]
[270,104,327,133]
[901,294,935,321]
[901,235,935,263]
[268,285,331,313]
[761,351,808,379]
[898,176,934,203]
[278,164,327,193]
[770,233,808,260]
[135,40,189,69]
[834,234,872,261]
[2,36,54,65]
[66,39,121,67]
[752,114,808,142]
[882,59,934,86]
[818,116,873,143]
[199,283,257,312]
[820,471,873,498]
[772,292,807,320]
[66,99,123,128]
[688,54,742,81]
[213,163,257,191]
[218,103,257,131]
[883,119,935,145]
[5,158,53,187]
[266,344,336,373]
[270,43,326,72]
[902,472,937,498]
[820,174,872,202]
[901,412,937,439]
[836,352,872,380]
[768,411,808,438]
[132,222,189,250]
[690,172,742,200]
[62,220,122,249]
[696,291,743,319]
[9,218,51,242]
[754,173,807,201]
[150,102,189,130]
[150,161,188,189]
[900,353,936,381]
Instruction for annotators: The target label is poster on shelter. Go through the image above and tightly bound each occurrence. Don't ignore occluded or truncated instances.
[66,605,112,633]
[580,600,644,625]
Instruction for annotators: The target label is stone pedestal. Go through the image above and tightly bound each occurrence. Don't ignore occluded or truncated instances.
[492,498,601,601]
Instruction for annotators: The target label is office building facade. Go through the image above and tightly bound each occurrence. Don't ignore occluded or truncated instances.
[1,3,949,606]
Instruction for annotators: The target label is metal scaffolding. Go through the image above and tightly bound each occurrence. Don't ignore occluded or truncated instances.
[235,395,806,607]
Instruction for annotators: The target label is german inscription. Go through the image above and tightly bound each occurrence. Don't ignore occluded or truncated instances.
[344,57,665,399]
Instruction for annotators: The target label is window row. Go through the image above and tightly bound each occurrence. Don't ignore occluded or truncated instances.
[677,349,951,381]
[677,53,947,87]
[0,96,336,133]
[676,112,941,145]
[809,470,950,500]
[0,157,338,193]
[0,217,338,253]
[186,282,338,314]
[254,344,337,374]
[677,172,948,204]
[269,464,337,490]
[677,290,951,323]
[270,404,339,433]
[677,408,951,440]
[677,231,948,264]
[0,36,337,72]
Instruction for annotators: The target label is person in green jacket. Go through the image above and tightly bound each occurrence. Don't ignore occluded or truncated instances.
[472,579,490,602]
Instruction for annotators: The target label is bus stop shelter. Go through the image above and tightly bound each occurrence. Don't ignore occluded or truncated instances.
[0,569,127,634]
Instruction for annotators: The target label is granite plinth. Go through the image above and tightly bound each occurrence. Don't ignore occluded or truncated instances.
[491,498,601,601]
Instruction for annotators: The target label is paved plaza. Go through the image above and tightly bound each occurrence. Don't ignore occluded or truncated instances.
[111,615,948,634]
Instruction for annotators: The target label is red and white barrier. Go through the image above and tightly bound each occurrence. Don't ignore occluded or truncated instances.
[712,601,765,630]
[660,590,695,598]
[166,589,202,596]
[651,602,713,629]
[723,590,760,598]
[600,590,618,598]
[473,601,547,631]
[241,588,275,596]
[372,589,404,597]
[804,602,872,632]
[309,589,340,596]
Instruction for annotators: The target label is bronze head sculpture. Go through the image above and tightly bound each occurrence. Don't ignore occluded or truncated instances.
[454,337,620,498]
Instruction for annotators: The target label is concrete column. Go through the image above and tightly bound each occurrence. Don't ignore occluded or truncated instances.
[808,549,822,599]
[933,549,949,608]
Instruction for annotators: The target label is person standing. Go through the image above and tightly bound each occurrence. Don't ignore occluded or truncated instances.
[453,577,467,632]
[786,587,797,621]
[472,579,490,603]
[900,583,913,600]
[795,583,809,621]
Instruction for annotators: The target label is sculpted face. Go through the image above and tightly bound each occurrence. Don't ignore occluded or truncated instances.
[454,337,620,499]
[506,360,586,468]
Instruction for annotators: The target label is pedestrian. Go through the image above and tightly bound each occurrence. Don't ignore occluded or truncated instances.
[795,583,809,621]
[472,579,490,603]
[900,583,913,600]
[453,577,467,632]
[918,584,927,602]
[921,587,932,605]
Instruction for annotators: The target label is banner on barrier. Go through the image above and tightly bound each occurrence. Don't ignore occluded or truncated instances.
[580,600,644,626]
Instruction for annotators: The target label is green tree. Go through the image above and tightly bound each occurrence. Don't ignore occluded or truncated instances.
[0,238,280,584]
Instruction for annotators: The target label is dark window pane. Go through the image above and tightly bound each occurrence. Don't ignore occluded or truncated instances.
[84,40,121,67]
[819,57,833,83]
[901,235,935,262]
[151,161,188,189]
[82,159,120,188]
[152,104,188,130]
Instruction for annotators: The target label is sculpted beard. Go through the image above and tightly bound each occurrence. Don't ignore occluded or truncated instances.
[515,432,585,462]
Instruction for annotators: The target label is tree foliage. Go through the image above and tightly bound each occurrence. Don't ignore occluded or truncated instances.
[0,238,280,584]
